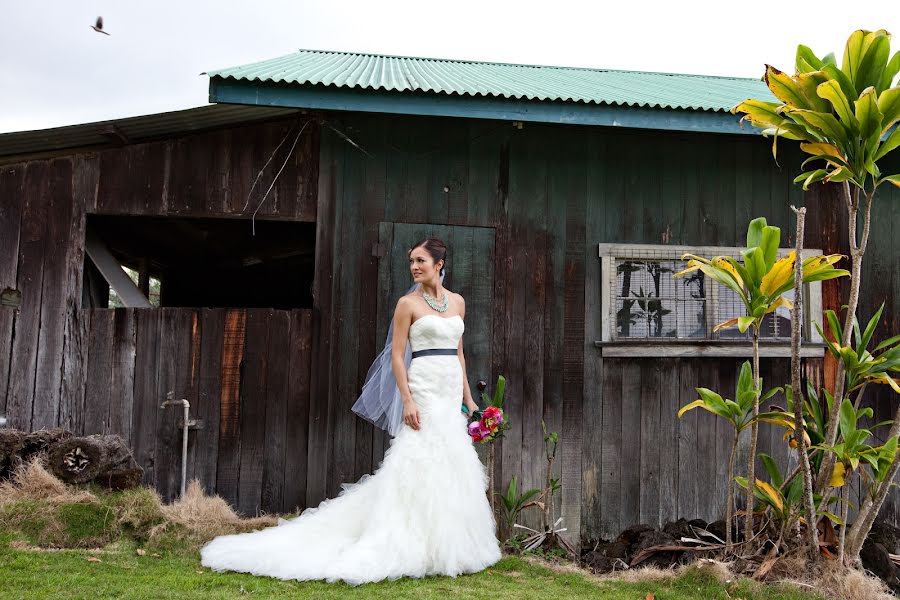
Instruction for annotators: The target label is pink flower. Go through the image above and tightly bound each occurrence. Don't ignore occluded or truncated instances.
[467,421,485,442]
[483,406,501,420]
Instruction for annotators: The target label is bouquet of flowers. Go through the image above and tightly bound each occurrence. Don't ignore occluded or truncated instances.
[462,376,508,444]
[466,406,505,443]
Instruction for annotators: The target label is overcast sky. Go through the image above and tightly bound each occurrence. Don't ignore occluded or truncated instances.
[2,1,899,133]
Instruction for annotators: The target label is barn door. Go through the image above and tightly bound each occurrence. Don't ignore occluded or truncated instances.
[376,223,495,403]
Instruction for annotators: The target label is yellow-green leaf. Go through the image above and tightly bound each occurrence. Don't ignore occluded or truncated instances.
[855,87,883,147]
[677,399,721,419]
[712,257,744,289]
[874,127,900,162]
[830,462,847,487]
[877,87,900,135]
[760,252,795,296]
[738,315,755,333]
[816,79,858,130]
[713,318,740,333]
[867,372,900,394]
[765,295,794,314]
[755,479,784,512]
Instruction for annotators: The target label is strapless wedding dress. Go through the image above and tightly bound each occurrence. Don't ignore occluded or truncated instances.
[200,314,502,585]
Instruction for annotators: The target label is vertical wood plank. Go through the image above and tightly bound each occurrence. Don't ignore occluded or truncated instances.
[329,130,361,498]
[194,308,225,491]
[131,309,161,487]
[83,310,113,434]
[154,309,180,501]
[31,159,74,428]
[57,154,95,432]
[7,161,50,430]
[620,361,642,527]
[658,358,679,525]
[284,310,313,512]
[107,308,136,442]
[676,360,699,521]
[307,129,338,507]
[237,308,270,515]
[261,310,290,513]
[598,359,623,539]
[695,361,720,522]
[0,164,25,415]
[520,134,547,530]
[355,119,384,481]
[216,309,246,507]
[561,128,586,548]
[639,360,661,526]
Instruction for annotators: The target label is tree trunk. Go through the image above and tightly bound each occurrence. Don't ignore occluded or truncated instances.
[817,187,873,493]
[746,329,761,546]
[790,205,819,561]
[727,432,739,549]
[845,401,900,561]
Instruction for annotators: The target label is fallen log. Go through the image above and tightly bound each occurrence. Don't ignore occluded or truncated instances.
[0,429,24,478]
[48,434,141,486]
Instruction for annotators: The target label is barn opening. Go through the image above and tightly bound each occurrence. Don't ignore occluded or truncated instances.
[82,215,315,309]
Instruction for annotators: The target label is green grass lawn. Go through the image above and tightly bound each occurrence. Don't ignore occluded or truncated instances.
[0,531,825,600]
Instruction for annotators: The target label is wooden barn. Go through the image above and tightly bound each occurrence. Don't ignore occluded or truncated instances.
[1,51,898,549]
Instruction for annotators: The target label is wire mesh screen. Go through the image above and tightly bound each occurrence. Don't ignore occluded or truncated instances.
[609,247,799,341]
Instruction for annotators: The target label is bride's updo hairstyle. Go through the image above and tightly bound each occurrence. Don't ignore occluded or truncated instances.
[408,238,448,277]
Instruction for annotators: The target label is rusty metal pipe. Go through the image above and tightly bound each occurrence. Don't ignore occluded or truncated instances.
[160,391,190,498]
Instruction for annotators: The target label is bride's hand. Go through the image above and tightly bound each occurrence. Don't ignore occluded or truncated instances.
[403,400,421,431]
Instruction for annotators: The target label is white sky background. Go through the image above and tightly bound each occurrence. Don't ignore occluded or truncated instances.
[1,0,899,133]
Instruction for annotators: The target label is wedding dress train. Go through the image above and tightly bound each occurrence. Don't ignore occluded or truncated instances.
[200,314,502,585]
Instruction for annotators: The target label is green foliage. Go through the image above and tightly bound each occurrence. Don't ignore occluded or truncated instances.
[817,304,900,395]
[499,477,541,537]
[678,360,784,434]
[675,218,848,336]
[734,29,900,192]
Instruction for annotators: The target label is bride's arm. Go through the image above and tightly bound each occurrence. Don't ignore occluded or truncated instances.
[391,297,420,430]
[457,295,478,413]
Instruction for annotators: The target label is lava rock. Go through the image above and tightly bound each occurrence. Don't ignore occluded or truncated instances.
[706,519,728,543]
[867,522,900,555]
[633,529,678,568]
[617,524,655,547]
[582,552,619,574]
[663,518,696,541]
[592,540,629,560]
[860,541,900,594]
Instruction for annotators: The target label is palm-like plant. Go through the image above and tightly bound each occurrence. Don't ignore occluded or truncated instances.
[675,217,848,541]
[678,360,785,548]
[732,30,900,509]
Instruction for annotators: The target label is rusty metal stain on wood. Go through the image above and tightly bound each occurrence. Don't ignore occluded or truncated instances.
[219,310,246,438]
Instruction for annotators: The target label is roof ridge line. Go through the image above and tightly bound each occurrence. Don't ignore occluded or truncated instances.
[286,48,764,83]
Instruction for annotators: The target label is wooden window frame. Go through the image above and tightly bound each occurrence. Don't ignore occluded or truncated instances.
[596,243,826,358]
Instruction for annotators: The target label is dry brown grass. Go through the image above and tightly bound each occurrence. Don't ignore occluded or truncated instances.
[0,456,95,505]
[1,460,280,551]
[153,479,277,545]
[767,555,894,600]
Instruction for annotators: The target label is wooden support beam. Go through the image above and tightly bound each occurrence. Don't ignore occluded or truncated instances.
[84,228,151,308]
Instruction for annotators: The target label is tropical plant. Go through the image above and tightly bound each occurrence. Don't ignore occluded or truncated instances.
[499,476,541,544]
[675,217,848,542]
[817,304,900,398]
[732,30,900,514]
[677,360,784,547]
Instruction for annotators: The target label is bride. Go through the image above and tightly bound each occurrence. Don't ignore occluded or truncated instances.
[200,238,502,585]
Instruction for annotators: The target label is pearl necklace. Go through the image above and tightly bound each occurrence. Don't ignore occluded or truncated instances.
[423,290,449,312]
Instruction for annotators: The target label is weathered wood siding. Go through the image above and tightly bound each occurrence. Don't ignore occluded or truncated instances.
[1,111,898,544]
[311,113,900,545]
[0,117,319,511]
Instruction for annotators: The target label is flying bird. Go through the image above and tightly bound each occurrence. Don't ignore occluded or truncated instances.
[91,16,110,35]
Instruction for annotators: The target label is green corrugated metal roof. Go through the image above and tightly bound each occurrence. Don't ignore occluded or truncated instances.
[207,50,775,113]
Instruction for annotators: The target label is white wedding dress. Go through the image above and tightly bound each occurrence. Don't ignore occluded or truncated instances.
[200,314,502,585]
